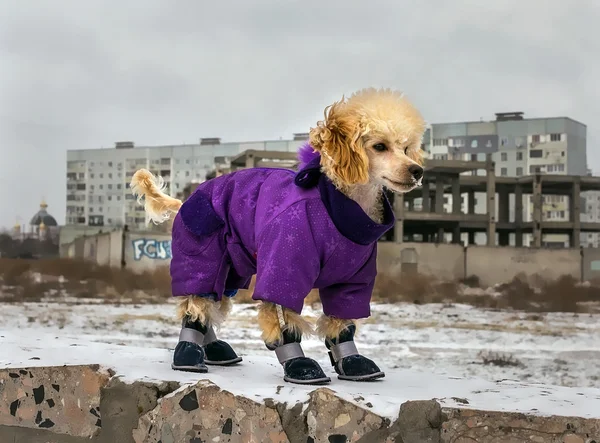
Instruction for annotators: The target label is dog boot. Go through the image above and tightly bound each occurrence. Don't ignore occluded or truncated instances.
[203,325,243,366]
[267,328,331,385]
[171,316,210,373]
[326,323,385,381]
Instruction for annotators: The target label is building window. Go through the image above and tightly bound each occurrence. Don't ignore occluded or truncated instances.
[500,168,507,176]
[516,152,523,161]
[471,140,478,148]
[117,184,122,189]
[433,138,448,146]
[530,165,541,174]
[529,149,543,158]
[500,153,507,161]
[99,185,103,190]
[550,133,561,142]
[90,173,94,179]
[470,154,477,161]
[547,164,565,173]
[516,167,523,176]
[108,173,112,179]
[108,196,112,201]
[108,162,113,167]
[500,137,509,146]
[99,173,103,178]
[532,134,541,143]
[561,151,565,157]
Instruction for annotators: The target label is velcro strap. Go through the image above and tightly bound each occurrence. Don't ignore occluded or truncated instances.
[178,327,205,345]
[202,327,218,345]
[329,341,359,363]
[274,342,305,365]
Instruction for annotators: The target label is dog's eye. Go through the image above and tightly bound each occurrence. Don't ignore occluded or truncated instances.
[404,147,409,155]
[373,143,387,152]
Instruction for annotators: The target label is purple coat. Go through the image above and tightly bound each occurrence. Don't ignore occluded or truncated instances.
[170,144,395,319]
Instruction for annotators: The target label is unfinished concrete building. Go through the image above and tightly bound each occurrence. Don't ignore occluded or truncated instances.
[186,149,600,248]
[394,157,600,247]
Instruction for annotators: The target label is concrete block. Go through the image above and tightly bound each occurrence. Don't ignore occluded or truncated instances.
[0,364,109,438]
[133,380,287,443]
[441,408,600,443]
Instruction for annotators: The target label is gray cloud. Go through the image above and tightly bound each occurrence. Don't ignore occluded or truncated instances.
[0,0,598,229]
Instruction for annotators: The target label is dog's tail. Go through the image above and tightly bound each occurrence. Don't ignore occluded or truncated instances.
[130,169,182,224]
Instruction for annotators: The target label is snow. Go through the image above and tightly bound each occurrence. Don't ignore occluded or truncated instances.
[2,329,600,421]
[1,300,600,420]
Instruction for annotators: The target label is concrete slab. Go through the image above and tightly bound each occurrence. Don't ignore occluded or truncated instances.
[1,332,600,442]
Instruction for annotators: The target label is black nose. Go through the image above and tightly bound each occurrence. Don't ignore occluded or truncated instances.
[408,164,423,180]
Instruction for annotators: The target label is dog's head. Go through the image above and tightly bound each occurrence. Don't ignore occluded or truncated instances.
[309,88,426,193]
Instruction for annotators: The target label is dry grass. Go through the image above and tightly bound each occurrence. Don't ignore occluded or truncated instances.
[0,258,171,303]
[372,270,600,313]
[2,258,600,313]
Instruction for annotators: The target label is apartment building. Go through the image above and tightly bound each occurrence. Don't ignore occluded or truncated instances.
[425,112,595,247]
[66,137,307,230]
[66,116,597,247]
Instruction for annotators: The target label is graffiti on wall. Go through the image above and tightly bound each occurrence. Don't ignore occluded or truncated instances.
[132,238,172,261]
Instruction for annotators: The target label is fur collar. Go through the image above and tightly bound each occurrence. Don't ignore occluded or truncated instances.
[295,144,394,245]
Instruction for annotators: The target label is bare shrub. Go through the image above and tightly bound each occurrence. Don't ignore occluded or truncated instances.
[479,351,523,368]
[372,271,460,305]
[2,260,31,286]
[3,257,600,313]
[460,275,481,288]
[372,268,600,313]
[0,258,171,303]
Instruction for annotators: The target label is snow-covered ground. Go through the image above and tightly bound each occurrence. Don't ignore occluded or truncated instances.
[1,300,599,390]
[4,330,600,421]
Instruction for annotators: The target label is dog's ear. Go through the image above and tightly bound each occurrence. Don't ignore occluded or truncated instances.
[309,100,369,186]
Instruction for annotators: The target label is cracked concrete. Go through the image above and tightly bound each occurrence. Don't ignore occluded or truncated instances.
[441,408,600,443]
[1,361,599,442]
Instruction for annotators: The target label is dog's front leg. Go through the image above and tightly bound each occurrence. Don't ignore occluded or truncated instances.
[172,294,242,373]
[317,315,385,381]
[258,302,331,385]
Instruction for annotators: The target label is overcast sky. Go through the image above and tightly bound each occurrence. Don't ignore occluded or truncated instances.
[0,0,598,229]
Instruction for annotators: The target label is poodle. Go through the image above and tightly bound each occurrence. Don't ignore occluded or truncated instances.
[130,87,426,384]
